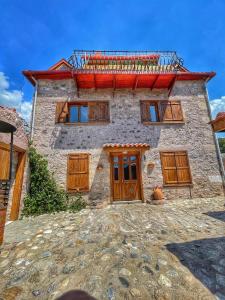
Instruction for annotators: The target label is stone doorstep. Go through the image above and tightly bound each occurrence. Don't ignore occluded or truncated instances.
[111,200,143,205]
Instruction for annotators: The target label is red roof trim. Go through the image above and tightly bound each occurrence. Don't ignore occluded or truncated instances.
[22,70,216,89]
[48,58,72,70]
[209,112,225,124]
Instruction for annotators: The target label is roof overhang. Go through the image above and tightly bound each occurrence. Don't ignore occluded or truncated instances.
[209,112,225,132]
[23,70,216,90]
[103,143,150,153]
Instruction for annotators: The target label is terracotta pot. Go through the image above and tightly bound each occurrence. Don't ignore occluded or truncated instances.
[0,207,7,245]
[153,187,164,200]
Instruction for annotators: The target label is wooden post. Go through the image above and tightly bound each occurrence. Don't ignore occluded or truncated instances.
[9,131,13,181]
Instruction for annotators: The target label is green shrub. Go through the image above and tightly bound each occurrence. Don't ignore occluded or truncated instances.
[68,193,86,213]
[218,138,225,153]
[22,147,69,217]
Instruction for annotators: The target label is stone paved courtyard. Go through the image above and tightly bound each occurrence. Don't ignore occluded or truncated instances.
[0,196,225,300]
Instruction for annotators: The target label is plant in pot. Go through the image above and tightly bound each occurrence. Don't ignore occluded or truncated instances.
[153,185,164,201]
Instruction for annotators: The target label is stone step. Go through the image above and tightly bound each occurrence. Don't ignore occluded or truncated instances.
[112,200,143,205]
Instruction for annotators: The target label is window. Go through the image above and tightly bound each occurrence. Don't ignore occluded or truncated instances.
[160,151,192,185]
[69,105,88,123]
[67,154,89,192]
[141,100,183,123]
[56,101,109,124]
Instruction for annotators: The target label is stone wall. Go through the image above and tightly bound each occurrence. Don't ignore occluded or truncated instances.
[32,79,224,206]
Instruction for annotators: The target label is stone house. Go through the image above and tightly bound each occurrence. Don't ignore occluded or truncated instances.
[0,106,28,220]
[23,50,224,207]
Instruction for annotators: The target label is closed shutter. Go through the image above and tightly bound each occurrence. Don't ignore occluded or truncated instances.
[0,146,10,180]
[55,102,68,123]
[67,154,89,192]
[141,101,150,122]
[175,151,191,183]
[160,101,183,121]
[160,151,191,185]
[160,152,178,184]
[88,102,109,122]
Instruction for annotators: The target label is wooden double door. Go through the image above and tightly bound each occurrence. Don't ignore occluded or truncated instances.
[111,152,142,201]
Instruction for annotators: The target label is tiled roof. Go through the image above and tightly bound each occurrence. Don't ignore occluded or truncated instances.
[103,143,150,149]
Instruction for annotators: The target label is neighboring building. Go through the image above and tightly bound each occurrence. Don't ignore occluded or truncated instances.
[0,106,28,219]
[23,50,224,207]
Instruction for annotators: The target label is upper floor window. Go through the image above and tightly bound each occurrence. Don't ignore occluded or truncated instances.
[69,104,88,123]
[56,101,110,124]
[141,100,184,124]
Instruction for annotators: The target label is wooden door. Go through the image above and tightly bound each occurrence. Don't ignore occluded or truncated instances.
[10,152,26,221]
[111,152,141,201]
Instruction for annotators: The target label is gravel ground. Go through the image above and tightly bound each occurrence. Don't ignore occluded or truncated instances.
[0,196,225,300]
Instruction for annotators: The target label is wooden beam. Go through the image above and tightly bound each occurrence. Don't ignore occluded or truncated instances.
[150,74,159,90]
[0,141,25,153]
[74,74,80,98]
[10,152,26,221]
[168,74,177,97]
[93,74,97,90]
[132,75,138,96]
[132,75,138,90]
[112,75,116,97]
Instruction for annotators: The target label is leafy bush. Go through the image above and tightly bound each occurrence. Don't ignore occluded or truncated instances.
[22,147,85,217]
[68,193,86,212]
[218,138,225,153]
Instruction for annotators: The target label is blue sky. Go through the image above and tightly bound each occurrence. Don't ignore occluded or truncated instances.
[0,0,225,127]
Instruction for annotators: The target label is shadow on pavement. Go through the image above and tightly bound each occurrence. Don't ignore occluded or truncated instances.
[166,237,225,298]
[204,211,225,222]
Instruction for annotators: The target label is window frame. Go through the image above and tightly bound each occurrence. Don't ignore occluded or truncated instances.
[140,100,184,124]
[56,101,110,125]
[160,150,192,187]
[68,103,89,123]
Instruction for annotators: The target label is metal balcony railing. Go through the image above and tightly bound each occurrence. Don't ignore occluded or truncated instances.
[68,50,184,73]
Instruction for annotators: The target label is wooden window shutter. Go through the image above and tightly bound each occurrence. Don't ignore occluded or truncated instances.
[88,102,109,122]
[55,102,68,123]
[171,101,183,121]
[98,102,109,121]
[160,152,178,184]
[88,102,98,121]
[160,101,173,121]
[175,151,191,184]
[67,154,89,192]
[141,101,150,122]
[160,151,192,185]
[160,101,183,121]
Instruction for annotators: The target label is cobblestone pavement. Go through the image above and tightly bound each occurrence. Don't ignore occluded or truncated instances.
[0,197,225,300]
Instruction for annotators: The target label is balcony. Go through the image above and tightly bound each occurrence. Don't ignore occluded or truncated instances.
[68,50,184,74]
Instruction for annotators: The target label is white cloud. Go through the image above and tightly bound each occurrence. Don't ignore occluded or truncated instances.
[0,72,32,122]
[210,96,225,118]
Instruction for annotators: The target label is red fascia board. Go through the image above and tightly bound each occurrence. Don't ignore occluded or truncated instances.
[22,70,216,87]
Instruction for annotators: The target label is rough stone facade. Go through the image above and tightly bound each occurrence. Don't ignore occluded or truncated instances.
[32,79,224,206]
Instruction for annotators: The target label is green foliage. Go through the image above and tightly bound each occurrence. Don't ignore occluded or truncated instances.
[22,147,85,217]
[218,138,225,153]
[68,193,86,213]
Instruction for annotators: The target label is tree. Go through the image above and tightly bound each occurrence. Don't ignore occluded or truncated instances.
[218,138,225,153]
